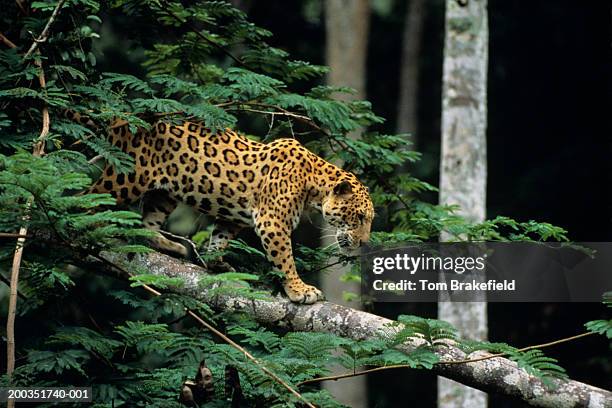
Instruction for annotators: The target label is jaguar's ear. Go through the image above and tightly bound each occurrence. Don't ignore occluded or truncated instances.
[333,180,353,197]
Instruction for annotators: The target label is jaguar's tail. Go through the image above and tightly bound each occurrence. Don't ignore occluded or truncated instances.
[60,109,99,129]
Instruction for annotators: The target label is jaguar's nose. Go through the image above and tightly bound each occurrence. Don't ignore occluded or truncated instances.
[359,232,370,246]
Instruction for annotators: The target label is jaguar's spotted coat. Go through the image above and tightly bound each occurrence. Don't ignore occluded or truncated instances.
[72,112,374,304]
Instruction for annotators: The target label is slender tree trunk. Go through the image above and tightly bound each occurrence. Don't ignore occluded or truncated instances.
[5,28,53,406]
[324,1,369,406]
[325,0,369,103]
[396,0,426,144]
[438,1,489,407]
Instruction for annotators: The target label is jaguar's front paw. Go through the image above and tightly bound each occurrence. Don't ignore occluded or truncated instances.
[284,282,325,304]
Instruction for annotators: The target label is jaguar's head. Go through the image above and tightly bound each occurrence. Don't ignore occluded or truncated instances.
[322,178,374,251]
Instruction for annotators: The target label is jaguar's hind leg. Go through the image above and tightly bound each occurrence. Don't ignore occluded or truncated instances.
[88,166,144,206]
[208,220,242,253]
[206,220,242,271]
[142,191,188,257]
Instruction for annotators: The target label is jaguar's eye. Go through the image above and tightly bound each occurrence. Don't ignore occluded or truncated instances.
[357,213,365,223]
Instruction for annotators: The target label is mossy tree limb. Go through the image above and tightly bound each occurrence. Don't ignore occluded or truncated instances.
[90,251,612,408]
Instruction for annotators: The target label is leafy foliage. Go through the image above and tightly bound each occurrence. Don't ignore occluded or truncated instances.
[585,320,612,339]
[585,292,612,339]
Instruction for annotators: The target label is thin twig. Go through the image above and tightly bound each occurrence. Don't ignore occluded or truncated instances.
[0,232,30,238]
[298,364,411,386]
[227,101,331,136]
[226,106,312,123]
[0,32,17,48]
[221,101,355,157]
[439,331,597,365]
[514,331,596,352]
[33,53,50,155]
[94,253,315,408]
[297,331,598,386]
[15,0,28,16]
[88,154,104,165]
[23,0,67,60]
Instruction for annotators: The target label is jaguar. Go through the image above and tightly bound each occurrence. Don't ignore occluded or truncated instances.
[69,112,374,304]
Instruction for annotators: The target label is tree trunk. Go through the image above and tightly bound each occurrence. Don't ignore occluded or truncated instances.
[438,0,489,407]
[324,1,370,406]
[325,0,369,102]
[396,0,427,144]
[90,251,612,408]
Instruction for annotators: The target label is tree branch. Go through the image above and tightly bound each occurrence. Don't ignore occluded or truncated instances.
[92,251,611,408]
[0,32,17,48]
[5,68,47,408]
[0,232,30,238]
[23,0,67,60]
[5,19,54,404]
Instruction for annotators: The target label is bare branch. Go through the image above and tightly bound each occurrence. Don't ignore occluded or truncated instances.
[88,154,104,165]
[0,232,30,238]
[6,227,28,393]
[23,0,67,60]
[226,106,312,123]
[15,0,28,16]
[6,42,53,408]
[0,32,17,48]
